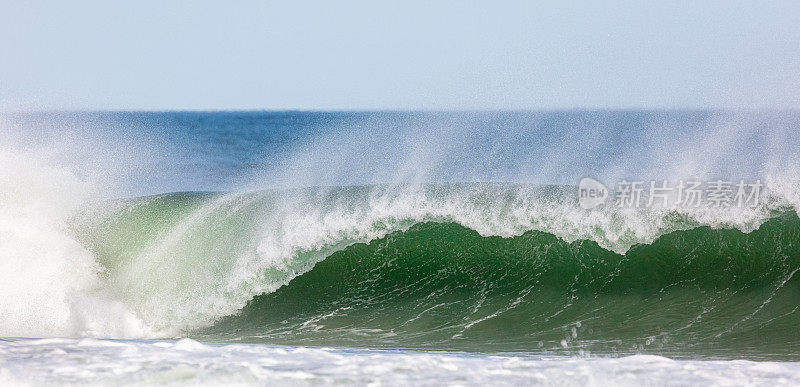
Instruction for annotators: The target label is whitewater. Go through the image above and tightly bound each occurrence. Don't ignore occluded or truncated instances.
[2,111,800,385]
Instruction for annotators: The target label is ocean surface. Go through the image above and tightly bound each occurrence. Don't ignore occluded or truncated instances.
[1,111,800,385]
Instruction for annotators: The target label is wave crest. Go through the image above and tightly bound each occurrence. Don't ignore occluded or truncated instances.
[66,183,799,339]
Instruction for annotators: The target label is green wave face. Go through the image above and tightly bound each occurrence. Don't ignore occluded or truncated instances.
[198,213,800,360]
[71,186,800,359]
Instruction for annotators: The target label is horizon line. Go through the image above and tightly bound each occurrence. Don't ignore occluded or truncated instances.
[4,107,800,114]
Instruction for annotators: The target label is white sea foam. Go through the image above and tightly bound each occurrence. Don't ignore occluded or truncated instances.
[0,146,149,338]
[1,338,800,386]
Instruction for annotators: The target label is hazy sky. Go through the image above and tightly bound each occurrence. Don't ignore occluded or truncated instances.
[2,1,799,110]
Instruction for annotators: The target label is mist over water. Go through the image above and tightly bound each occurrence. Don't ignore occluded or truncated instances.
[1,111,800,359]
[8,111,800,194]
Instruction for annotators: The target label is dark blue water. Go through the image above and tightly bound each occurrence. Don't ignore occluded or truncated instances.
[5,110,799,197]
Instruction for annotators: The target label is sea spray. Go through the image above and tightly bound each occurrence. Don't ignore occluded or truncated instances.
[0,146,148,337]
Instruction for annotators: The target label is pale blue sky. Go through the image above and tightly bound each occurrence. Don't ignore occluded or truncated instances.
[1,0,799,111]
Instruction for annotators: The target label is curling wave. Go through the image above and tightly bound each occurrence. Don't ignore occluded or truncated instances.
[28,182,788,358]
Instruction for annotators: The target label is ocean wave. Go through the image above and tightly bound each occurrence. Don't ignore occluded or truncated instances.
[1,123,800,364]
[60,183,797,348]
